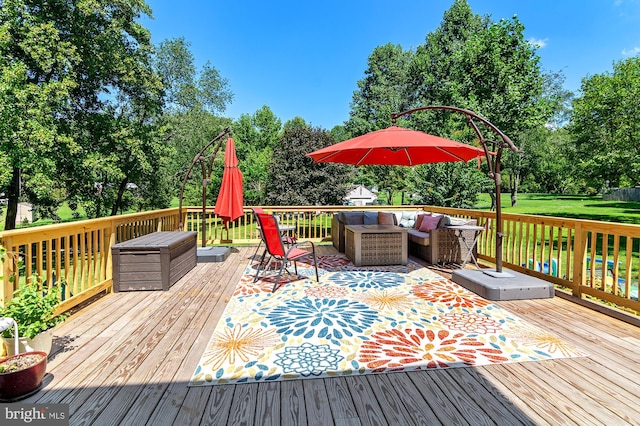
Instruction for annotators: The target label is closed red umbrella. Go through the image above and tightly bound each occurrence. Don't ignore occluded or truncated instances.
[214,138,244,240]
[306,126,485,166]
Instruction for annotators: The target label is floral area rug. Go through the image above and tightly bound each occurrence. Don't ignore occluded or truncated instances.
[189,254,586,386]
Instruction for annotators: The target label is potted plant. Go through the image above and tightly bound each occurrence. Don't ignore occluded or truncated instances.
[0,350,47,401]
[0,246,56,401]
[0,246,68,356]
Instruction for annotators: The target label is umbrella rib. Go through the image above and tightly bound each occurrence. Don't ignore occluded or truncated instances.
[437,147,471,162]
[355,148,375,166]
[403,147,413,166]
[315,152,338,163]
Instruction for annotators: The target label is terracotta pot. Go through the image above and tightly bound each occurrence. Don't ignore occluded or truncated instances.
[1,329,54,357]
[0,351,47,401]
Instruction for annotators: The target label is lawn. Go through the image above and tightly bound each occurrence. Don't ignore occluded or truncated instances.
[473,193,640,225]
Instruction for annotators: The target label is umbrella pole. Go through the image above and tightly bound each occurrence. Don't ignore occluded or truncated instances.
[221,221,232,244]
[201,174,207,248]
[494,162,503,273]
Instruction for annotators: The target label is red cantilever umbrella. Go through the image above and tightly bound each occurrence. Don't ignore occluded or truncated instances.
[309,105,518,276]
[306,126,485,166]
[214,137,244,240]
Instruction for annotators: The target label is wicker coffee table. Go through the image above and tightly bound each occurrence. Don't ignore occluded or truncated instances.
[344,225,408,266]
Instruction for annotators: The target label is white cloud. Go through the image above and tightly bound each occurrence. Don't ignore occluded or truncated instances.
[528,37,548,48]
[622,46,640,55]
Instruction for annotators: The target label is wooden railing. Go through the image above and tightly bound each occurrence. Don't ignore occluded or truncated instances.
[2,205,640,318]
[0,209,180,314]
[180,206,427,245]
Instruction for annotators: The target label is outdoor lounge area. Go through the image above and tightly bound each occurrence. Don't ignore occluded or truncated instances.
[10,243,640,424]
[2,204,640,424]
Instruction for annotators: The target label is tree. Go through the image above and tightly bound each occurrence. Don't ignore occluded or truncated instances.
[406,2,558,206]
[232,106,282,206]
[153,37,233,114]
[345,43,413,202]
[455,17,555,135]
[353,166,411,205]
[0,0,170,227]
[0,0,79,229]
[168,111,233,209]
[348,43,412,132]
[515,127,578,194]
[391,0,490,209]
[265,121,352,206]
[407,0,487,108]
[153,38,235,209]
[570,56,640,189]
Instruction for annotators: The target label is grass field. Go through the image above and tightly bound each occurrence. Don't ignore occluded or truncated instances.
[473,193,640,225]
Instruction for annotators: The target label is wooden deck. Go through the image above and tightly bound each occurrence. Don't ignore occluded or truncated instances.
[23,245,640,425]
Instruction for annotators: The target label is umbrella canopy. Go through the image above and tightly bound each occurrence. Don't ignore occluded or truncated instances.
[214,137,244,223]
[306,126,485,166]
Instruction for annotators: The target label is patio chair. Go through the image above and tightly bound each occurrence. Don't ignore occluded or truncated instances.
[253,212,319,292]
[251,207,297,262]
[251,207,266,262]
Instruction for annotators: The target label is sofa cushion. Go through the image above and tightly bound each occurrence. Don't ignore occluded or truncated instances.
[363,211,378,225]
[399,211,417,228]
[438,214,451,227]
[414,213,430,229]
[378,211,395,225]
[419,215,441,232]
[407,229,430,246]
[340,211,365,225]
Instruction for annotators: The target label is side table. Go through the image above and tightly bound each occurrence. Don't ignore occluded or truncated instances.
[445,225,484,269]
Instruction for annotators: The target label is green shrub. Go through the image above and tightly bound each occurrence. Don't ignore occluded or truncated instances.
[0,254,68,339]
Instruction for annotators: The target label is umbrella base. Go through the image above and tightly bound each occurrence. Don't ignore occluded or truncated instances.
[482,269,515,278]
[197,247,231,263]
[452,268,554,300]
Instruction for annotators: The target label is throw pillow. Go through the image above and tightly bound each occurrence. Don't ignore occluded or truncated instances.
[437,214,451,228]
[378,211,395,225]
[363,211,378,225]
[341,212,365,225]
[419,215,441,232]
[414,213,431,229]
[399,211,417,228]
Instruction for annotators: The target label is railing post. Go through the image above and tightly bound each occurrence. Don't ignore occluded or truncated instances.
[106,221,116,288]
[572,222,587,298]
[1,236,15,305]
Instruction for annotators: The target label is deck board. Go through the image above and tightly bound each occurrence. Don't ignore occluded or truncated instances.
[280,379,307,426]
[358,375,408,425]
[23,244,640,425]
[383,372,447,425]
[340,377,388,426]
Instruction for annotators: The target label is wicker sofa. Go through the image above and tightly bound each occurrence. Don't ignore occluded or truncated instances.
[331,210,478,265]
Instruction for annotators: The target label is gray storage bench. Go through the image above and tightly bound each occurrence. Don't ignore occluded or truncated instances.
[112,231,197,291]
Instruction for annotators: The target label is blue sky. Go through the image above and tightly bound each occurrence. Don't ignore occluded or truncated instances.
[141,0,640,130]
